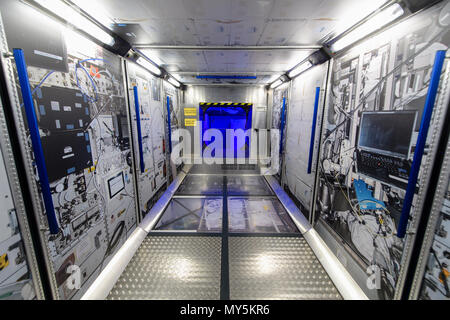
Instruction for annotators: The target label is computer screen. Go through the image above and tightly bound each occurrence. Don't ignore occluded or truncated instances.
[358,111,417,158]
[107,171,125,199]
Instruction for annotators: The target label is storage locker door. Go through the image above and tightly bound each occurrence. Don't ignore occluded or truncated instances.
[126,62,167,218]
[0,93,43,300]
[284,62,329,220]
[271,84,289,181]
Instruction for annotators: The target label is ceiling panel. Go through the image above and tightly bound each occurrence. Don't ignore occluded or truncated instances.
[178,74,274,85]
[230,0,274,19]
[83,0,389,83]
[257,19,307,45]
[286,19,336,45]
[193,20,232,45]
[229,19,266,46]
[269,0,327,19]
[139,47,313,83]
[133,19,199,45]
[94,0,388,46]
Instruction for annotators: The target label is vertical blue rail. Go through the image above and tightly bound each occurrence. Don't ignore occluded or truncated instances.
[133,86,145,173]
[13,49,59,234]
[307,87,321,174]
[397,50,446,238]
[279,97,286,155]
[166,96,172,153]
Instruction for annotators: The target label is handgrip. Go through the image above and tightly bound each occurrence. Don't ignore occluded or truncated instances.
[307,87,321,174]
[397,50,446,238]
[279,97,286,155]
[13,48,59,234]
[133,86,145,173]
[166,96,172,154]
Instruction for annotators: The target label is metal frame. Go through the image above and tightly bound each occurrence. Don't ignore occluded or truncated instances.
[408,58,450,299]
[309,67,330,223]
[121,59,142,223]
[397,51,446,238]
[393,56,450,298]
[0,15,60,299]
[311,59,333,224]
[0,58,45,299]
[409,125,450,299]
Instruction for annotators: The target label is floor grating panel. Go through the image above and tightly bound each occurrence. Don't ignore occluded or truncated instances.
[107,236,222,300]
[228,237,342,300]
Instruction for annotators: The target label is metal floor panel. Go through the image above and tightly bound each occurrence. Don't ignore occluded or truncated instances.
[189,164,259,175]
[155,197,223,232]
[228,237,342,300]
[228,197,299,234]
[227,175,273,196]
[176,175,224,195]
[107,236,222,300]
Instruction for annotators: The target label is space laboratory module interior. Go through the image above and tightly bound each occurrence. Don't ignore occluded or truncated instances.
[0,0,449,301]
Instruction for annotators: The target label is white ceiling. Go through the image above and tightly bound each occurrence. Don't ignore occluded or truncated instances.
[141,49,313,72]
[77,0,388,84]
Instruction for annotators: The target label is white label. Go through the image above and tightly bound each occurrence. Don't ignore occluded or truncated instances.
[63,106,72,112]
[75,103,82,108]
[55,120,61,128]
[51,101,60,111]
[34,50,63,61]
[62,153,74,159]
[64,146,73,154]
[108,172,124,198]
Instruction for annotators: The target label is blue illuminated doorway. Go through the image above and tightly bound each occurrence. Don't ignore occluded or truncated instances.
[199,103,252,159]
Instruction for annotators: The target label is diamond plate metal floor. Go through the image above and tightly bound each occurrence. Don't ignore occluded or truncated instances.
[106,171,344,300]
[228,237,342,300]
[107,236,222,300]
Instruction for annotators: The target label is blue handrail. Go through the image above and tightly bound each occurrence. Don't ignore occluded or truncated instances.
[13,49,59,234]
[133,86,145,173]
[308,87,321,174]
[397,50,446,238]
[166,96,172,153]
[279,97,286,155]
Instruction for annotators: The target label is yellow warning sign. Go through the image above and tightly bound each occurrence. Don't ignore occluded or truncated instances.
[184,108,197,116]
[185,119,197,127]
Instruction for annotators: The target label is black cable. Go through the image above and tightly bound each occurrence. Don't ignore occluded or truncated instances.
[106,220,126,257]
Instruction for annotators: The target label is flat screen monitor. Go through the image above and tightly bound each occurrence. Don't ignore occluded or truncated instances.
[358,111,417,158]
[107,171,125,199]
